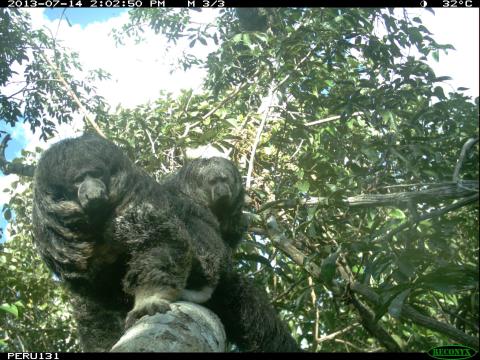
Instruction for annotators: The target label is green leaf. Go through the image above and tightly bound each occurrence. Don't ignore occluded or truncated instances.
[320,249,340,285]
[388,209,406,220]
[434,76,452,82]
[296,181,310,193]
[0,303,19,317]
[388,289,411,319]
[433,86,446,99]
[4,209,12,221]
[397,258,415,278]
[242,33,252,47]
[415,265,478,293]
[232,34,243,43]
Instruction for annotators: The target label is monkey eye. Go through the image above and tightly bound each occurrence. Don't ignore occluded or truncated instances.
[74,169,103,184]
[209,175,228,185]
[48,186,69,201]
[110,164,119,175]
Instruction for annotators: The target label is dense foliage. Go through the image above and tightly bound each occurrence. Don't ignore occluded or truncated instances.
[1,8,478,352]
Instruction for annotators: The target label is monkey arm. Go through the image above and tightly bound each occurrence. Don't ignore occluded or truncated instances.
[111,203,194,328]
[121,240,193,328]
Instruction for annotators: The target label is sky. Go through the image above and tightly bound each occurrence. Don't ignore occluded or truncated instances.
[0,8,479,241]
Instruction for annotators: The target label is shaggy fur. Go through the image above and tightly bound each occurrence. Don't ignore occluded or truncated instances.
[32,134,227,351]
[162,157,299,352]
[32,135,299,352]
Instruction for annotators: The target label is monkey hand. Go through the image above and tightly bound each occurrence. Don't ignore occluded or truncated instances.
[125,289,176,329]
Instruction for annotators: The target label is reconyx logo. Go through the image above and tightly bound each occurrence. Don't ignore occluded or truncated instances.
[428,345,477,360]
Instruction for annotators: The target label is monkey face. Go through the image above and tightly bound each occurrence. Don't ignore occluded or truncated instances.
[75,172,108,212]
[192,157,243,216]
[34,135,130,227]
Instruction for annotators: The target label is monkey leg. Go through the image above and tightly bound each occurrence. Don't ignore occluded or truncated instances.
[208,272,301,352]
[70,294,127,352]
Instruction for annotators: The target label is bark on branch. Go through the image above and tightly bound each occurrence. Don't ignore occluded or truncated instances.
[0,135,35,177]
[347,181,478,207]
[111,302,226,352]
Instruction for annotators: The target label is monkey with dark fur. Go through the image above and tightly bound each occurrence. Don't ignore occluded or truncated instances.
[32,134,299,352]
[161,157,299,352]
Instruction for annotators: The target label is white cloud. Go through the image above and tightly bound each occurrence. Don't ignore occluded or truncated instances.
[27,8,217,111]
[11,8,478,147]
[1,9,220,242]
[419,8,479,98]
[6,9,220,154]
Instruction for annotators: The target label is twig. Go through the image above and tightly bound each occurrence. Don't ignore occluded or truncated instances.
[288,139,304,161]
[305,112,363,127]
[333,338,364,352]
[201,81,249,121]
[257,197,328,213]
[373,193,479,244]
[145,128,156,155]
[35,47,106,139]
[273,45,319,93]
[179,121,201,139]
[316,323,360,343]
[246,88,275,189]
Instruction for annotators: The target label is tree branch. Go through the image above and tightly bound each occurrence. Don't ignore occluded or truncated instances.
[373,193,479,244]
[246,87,275,189]
[347,181,478,208]
[350,295,401,351]
[305,112,363,127]
[34,46,106,139]
[111,302,226,352]
[453,137,479,182]
[0,135,35,177]
[316,323,360,343]
[201,81,250,122]
[264,215,479,350]
[350,283,479,349]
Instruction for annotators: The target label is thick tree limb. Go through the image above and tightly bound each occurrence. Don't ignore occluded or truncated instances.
[111,302,226,352]
[347,181,478,207]
[258,181,478,212]
[350,295,401,351]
